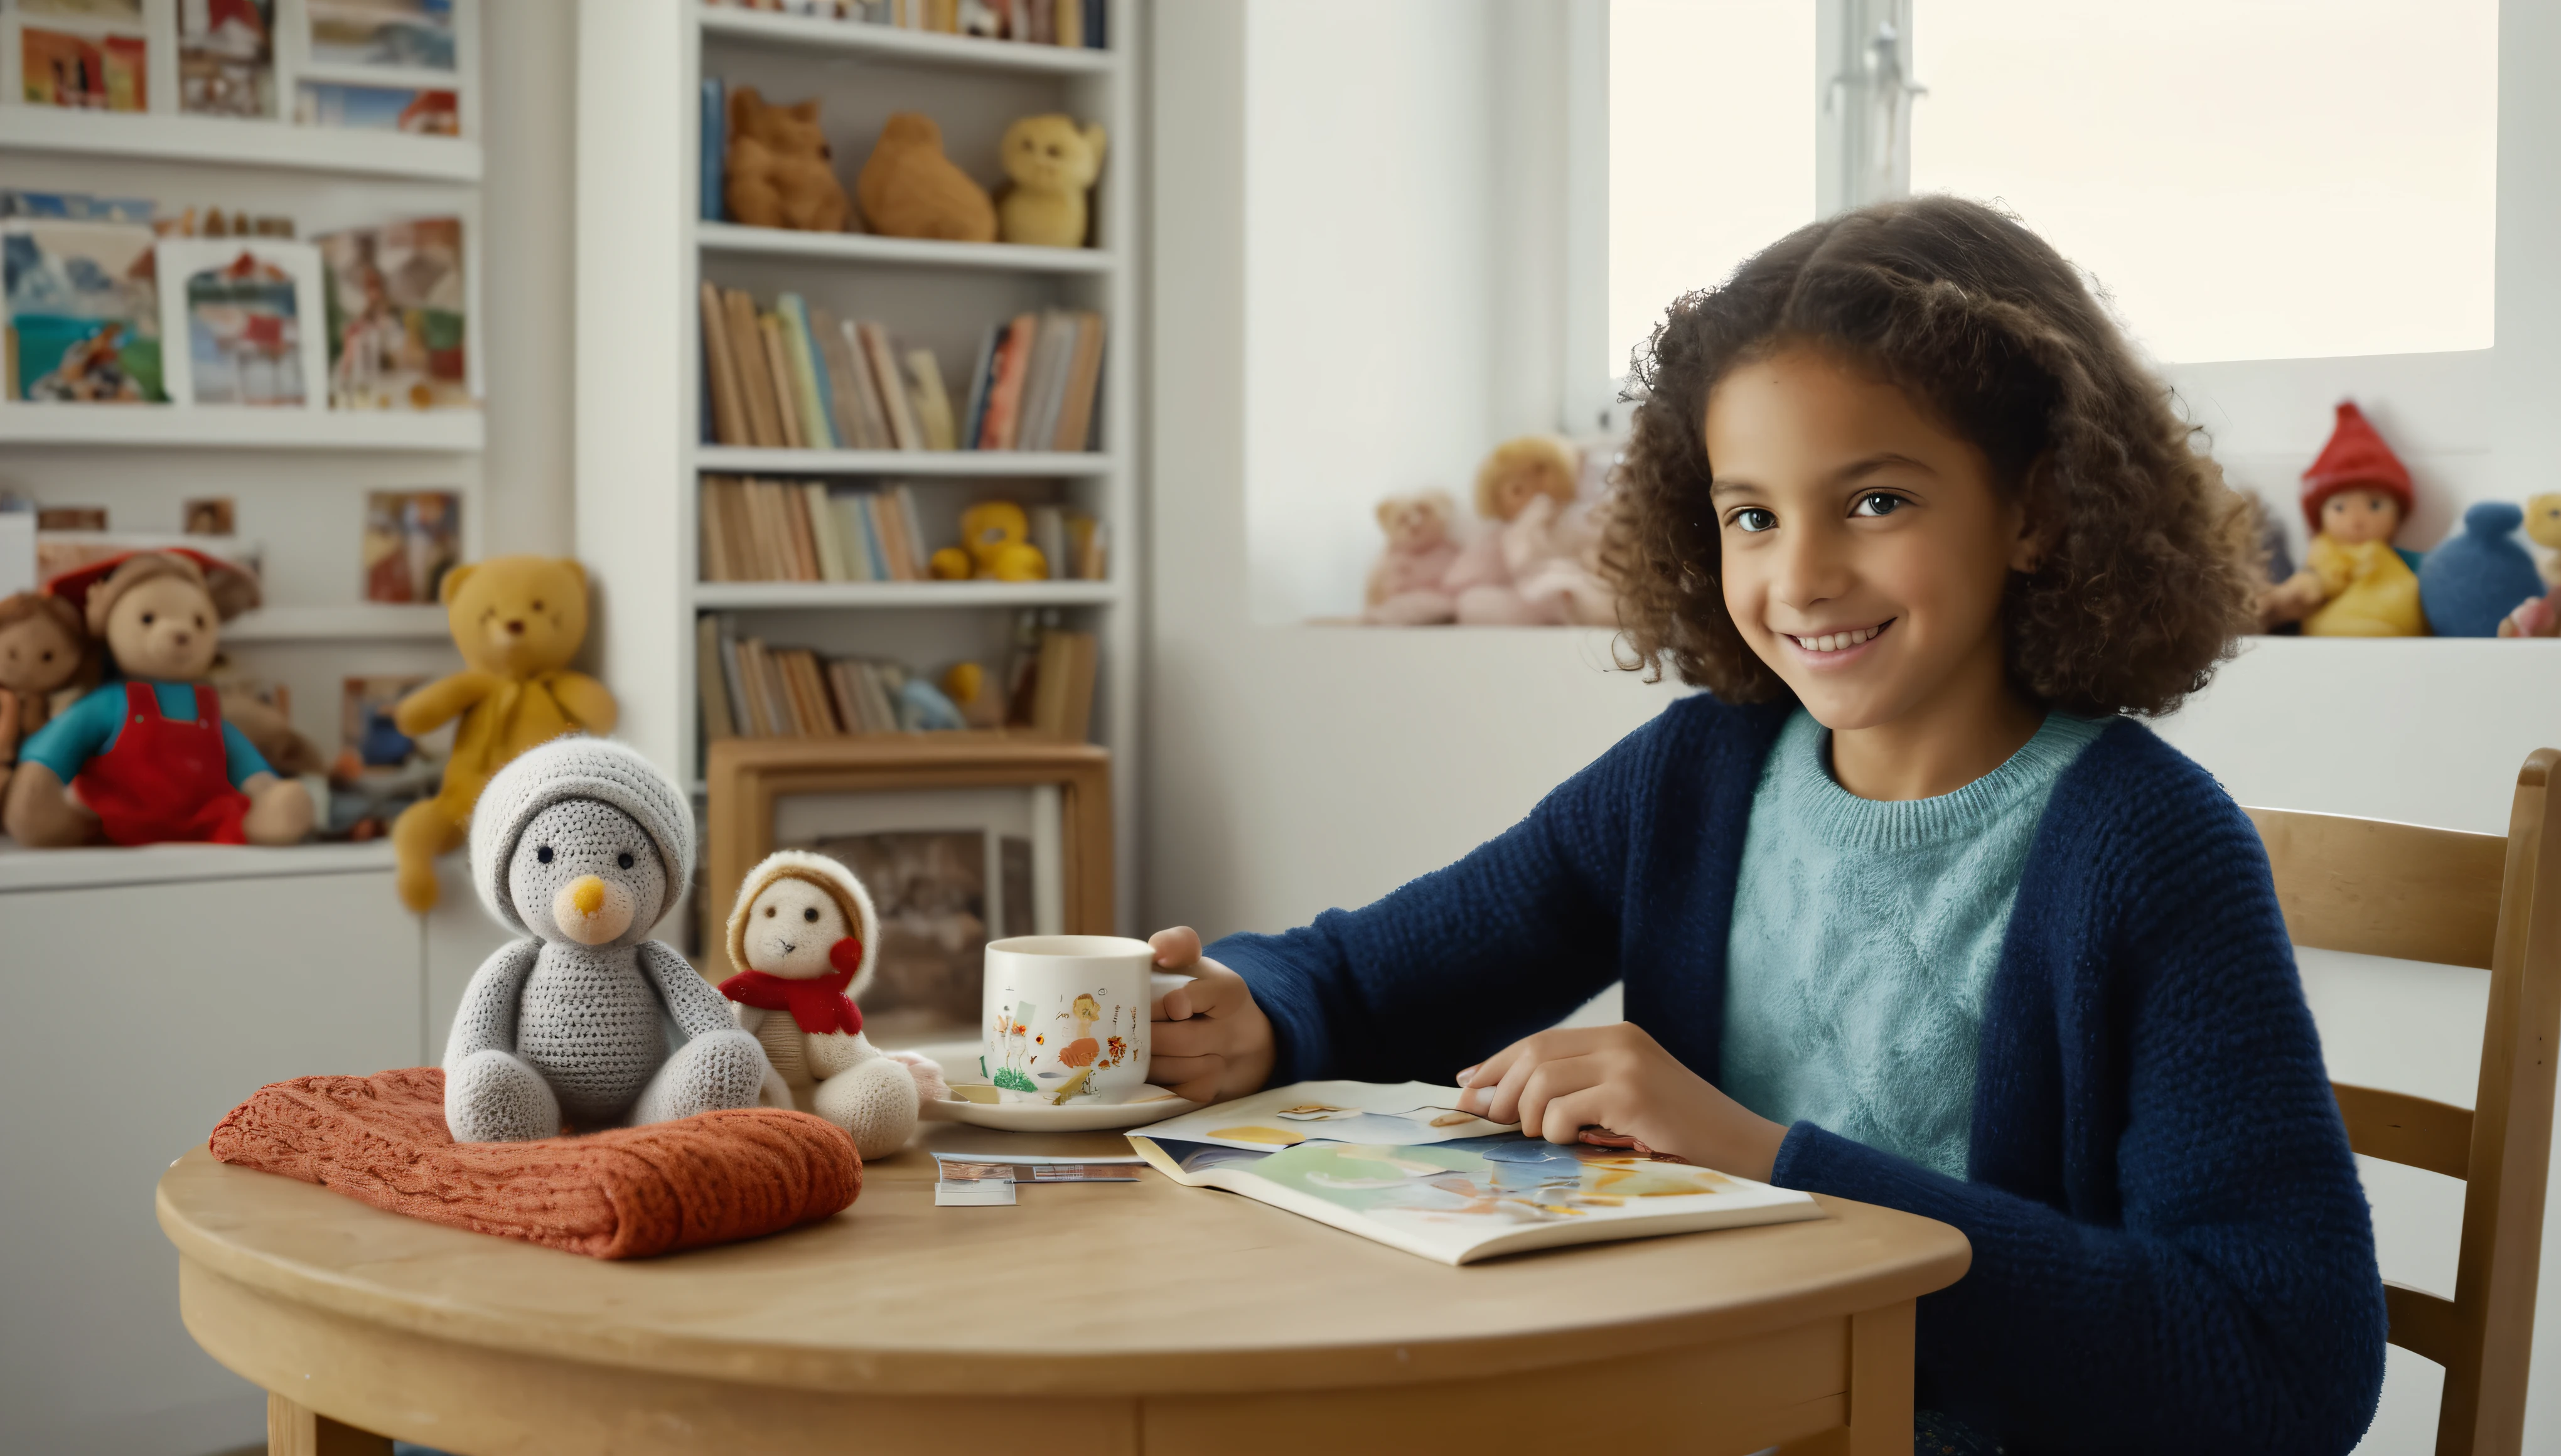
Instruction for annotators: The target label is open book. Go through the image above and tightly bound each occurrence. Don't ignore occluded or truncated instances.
[1127,1081,1823,1266]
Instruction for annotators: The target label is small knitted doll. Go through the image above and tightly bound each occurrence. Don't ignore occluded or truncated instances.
[442,737,769,1142]
[2263,402,2426,636]
[720,850,946,1160]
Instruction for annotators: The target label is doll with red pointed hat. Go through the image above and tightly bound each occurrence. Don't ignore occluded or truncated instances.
[2262,401,2427,636]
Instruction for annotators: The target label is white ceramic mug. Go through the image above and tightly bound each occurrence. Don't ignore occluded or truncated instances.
[982,935,1156,1103]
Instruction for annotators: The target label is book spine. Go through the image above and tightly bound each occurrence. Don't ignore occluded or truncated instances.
[803,481,847,581]
[778,295,837,451]
[717,621,756,736]
[825,660,862,736]
[830,495,876,581]
[905,347,957,451]
[1015,311,1065,454]
[758,313,806,449]
[699,474,732,581]
[722,289,783,447]
[860,323,923,450]
[864,494,906,581]
[734,637,770,736]
[981,313,1037,450]
[893,484,930,579]
[701,77,726,222]
[756,479,799,581]
[782,479,822,581]
[1055,0,1081,47]
[698,282,748,446]
[696,614,734,740]
[810,307,869,449]
[958,323,998,452]
[1053,311,1107,453]
[840,318,893,450]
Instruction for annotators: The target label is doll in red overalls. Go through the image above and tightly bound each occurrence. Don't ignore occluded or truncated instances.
[2,550,311,847]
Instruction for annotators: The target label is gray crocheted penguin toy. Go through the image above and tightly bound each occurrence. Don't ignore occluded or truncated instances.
[441,736,768,1142]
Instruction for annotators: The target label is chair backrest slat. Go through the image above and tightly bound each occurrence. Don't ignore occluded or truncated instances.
[2244,808,2505,969]
[2251,752,2561,1456]
[2335,1082,2475,1181]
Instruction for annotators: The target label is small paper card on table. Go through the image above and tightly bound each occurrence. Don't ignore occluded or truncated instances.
[935,1160,1019,1207]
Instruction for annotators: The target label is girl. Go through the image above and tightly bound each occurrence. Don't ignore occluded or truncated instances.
[1145,196,2385,1455]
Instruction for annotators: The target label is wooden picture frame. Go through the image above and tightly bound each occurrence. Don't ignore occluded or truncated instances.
[705,734,1114,959]
[154,237,329,411]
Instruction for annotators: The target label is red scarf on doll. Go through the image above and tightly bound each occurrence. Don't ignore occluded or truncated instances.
[717,936,866,1036]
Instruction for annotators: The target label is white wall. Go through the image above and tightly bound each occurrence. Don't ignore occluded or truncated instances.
[1152,3,2561,1452]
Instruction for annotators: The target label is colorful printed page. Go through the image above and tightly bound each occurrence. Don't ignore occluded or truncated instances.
[1127,1080,1518,1152]
[1129,1084,1825,1266]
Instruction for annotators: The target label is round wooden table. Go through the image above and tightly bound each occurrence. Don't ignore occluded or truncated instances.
[159,1123,1970,1456]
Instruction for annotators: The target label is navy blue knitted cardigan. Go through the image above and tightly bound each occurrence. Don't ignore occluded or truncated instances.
[1211,695,2387,1455]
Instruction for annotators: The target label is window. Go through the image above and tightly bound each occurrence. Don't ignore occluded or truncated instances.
[1909,0,2498,364]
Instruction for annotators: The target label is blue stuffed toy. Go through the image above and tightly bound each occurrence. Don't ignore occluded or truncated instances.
[2420,501,2545,637]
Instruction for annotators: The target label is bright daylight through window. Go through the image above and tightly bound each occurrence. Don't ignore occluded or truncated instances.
[1909,0,2497,364]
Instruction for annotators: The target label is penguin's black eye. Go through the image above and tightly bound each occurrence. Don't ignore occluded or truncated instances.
[802,906,819,923]
[617,852,635,869]
[535,845,554,864]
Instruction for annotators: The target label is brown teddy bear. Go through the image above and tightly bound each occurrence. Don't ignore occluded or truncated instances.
[390,555,617,913]
[4,550,311,846]
[0,591,92,801]
[996,114,1107,248]
[856,112,997,243]
[1361,492,1463,625]
[724,87,851,232]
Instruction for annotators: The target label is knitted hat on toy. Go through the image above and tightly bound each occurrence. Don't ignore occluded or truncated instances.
[469,736,694,935]
[2300,401,2414,533]
[724,849,881,998]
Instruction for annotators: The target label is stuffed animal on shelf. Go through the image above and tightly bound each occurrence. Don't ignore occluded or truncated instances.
[1360,491,1461,625]
[4,550,311,847]
[2501,493,2561,637]
[390,555,617,914]
[1444,435,1584,626]
[1513,488,1623,628]
[928,500,1048,581]
[856,112,997,244]
[444,737,769,1142]
[996,114,1107,248]
[940,661,1007,729]
[724,87,852,232]
[0,591,90,803]
[720,850,948,1160]
[2262,402,2427,637]
[214,682,324,779]
[2421,501,2543,638]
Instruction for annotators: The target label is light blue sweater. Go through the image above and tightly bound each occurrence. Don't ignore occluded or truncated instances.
[1722,708,2108,1178]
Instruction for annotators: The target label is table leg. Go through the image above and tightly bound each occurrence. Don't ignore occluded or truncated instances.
[267,1391,394,1456]
[1774,1299,1917,1456]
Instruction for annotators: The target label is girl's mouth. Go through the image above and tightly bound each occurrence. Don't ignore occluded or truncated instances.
[1783,618,1893,661]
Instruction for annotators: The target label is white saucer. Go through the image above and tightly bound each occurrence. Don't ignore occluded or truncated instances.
[908,1040,1201,1133]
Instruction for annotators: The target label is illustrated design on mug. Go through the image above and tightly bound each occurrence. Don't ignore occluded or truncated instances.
[989,987,1137,1098]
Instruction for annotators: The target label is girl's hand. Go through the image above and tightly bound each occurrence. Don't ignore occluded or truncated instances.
[1147,926,1275,1106]
[1454,1022,1789,1182]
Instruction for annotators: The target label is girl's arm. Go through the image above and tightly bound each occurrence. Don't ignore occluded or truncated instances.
[1208,715,1658,1087]
[1773,798,2385,1455]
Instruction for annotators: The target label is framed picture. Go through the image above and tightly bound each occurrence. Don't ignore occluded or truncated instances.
[154,237,328,410]
[1,218,162,402]
[704,737,1112,1042]
[359,488,458,601]
[279,0,478,139]
[178,0,277,118]
[317,216,470,407]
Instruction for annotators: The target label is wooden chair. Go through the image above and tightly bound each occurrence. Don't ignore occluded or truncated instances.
[2248,749,2561,1456]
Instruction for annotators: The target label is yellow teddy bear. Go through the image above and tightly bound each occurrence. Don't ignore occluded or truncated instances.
[928,501,1049,582]
[390,555,617,912]
[996,114,1107,249]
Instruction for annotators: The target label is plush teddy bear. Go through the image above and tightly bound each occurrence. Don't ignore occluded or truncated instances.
[719,850,947,1160]
[856,112,997,244]
[390,555,616,913]
[1513,489,1622,628]
[5,550,312,847]
[1444,436,1584,625]
[928,500,1048,581]
[1360,492,1462,625]
[996,114,1107,249]
[0,591,91,803]
[444,737,769,1142]
[724,87,852,233]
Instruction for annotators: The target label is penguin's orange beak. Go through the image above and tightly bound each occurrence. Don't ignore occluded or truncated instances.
[553,874,633,945]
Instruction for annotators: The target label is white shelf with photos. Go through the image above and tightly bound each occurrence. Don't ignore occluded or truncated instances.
[0,401,483,451]
[0,0,486,884]
[574,0,1143,928]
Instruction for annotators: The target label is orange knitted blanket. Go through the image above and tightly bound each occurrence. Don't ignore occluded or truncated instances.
[209,1066,861,1259]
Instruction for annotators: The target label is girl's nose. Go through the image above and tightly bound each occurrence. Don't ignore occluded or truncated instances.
[1770,524,1852,609]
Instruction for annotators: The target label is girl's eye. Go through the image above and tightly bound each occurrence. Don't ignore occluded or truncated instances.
[1852,493,1906,518]
[617,852,635,869]
[535,845,554,864]
[802,907,819,923]
[1731,508,1778,534]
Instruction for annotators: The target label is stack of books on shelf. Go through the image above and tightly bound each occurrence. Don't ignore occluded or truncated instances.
[697,614,1098,742]
[700,0,1107,50]
[698,285,1103,454]
[701,476,932,582]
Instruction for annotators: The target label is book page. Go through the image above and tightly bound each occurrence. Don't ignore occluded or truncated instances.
[1130,1081,1515,1152]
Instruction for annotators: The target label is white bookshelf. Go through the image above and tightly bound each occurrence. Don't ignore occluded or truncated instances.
[0,14,487,875]
[575,0,1142,929]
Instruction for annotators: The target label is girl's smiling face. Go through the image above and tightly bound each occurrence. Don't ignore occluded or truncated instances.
[1705,343,2039,735]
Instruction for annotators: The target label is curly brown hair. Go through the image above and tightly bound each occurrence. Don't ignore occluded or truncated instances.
[1604,195,2253,717]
